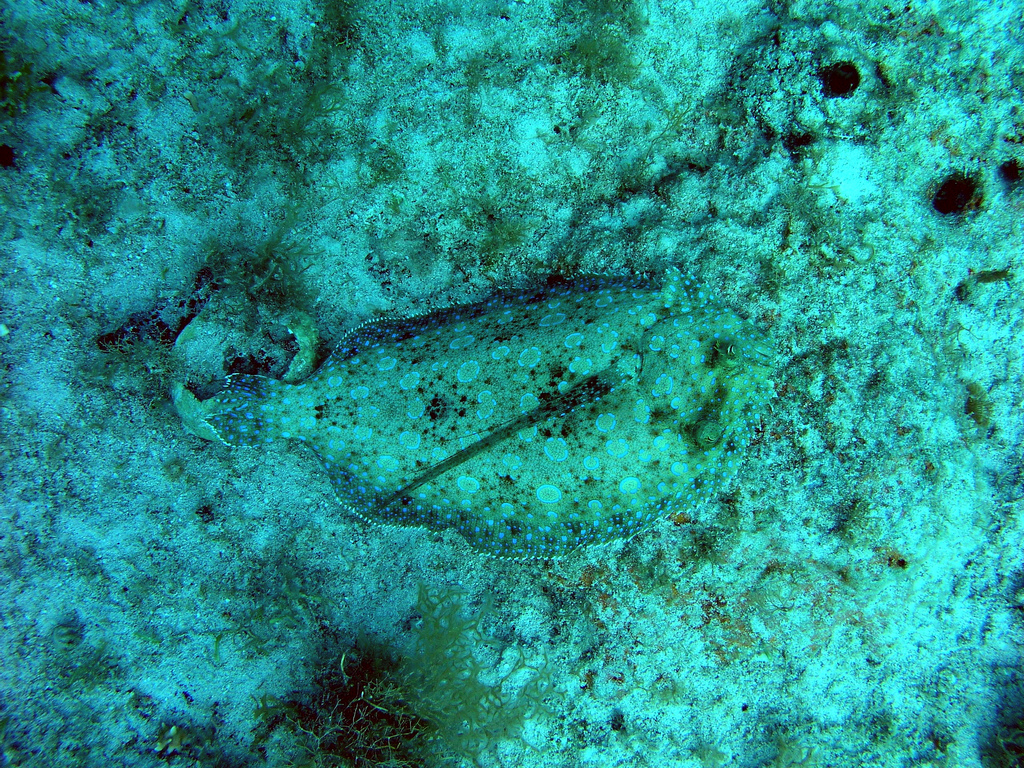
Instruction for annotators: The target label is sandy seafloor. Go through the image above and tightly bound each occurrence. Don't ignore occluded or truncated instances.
[1,0,1023,766]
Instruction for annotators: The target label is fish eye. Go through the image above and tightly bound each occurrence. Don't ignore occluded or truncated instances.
[695,418,724,446]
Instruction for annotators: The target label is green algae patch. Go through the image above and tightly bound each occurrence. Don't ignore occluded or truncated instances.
[258,586,550,767]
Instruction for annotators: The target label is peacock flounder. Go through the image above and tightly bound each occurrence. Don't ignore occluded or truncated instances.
[178,270,774,558]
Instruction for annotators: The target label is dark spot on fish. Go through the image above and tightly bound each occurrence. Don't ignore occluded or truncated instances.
[426,395,448,421]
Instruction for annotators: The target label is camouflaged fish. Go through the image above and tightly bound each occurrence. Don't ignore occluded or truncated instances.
[176,269,774,558]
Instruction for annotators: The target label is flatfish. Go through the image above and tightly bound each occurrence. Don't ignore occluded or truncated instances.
[179,270,774,558]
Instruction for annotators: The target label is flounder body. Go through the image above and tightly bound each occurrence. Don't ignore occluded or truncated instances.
[190,271,773,558]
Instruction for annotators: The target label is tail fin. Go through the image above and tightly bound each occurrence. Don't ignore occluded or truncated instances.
[205,375,282,446]
[173,376,281,447]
